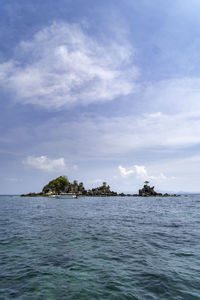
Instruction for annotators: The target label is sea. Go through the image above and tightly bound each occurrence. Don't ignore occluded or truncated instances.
[0,194,200,300]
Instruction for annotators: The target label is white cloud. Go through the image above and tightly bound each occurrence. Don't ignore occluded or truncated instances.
[24,155,66,172]
[0,22,137,109]
[147,112,163,118]
[118,164,168,180]
[134,165,148,177]
[118,165,134,176]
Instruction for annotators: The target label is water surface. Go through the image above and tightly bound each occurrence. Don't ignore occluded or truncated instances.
[0,195,200,299]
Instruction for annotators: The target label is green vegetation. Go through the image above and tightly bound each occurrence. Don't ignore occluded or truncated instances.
[41,176,87,195]
[42,176,70,194]
[144,180,149,185]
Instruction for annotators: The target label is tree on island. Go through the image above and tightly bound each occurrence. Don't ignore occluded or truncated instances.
[42,176,70,194]
[41,176,87,195]
[144,180,149,185]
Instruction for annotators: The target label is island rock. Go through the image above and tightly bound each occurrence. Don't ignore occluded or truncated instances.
[138,184,178,197]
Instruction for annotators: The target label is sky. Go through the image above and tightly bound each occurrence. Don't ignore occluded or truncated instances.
[1,0,200,194]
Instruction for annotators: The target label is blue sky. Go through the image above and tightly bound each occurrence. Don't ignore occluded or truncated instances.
[1,0,200,194]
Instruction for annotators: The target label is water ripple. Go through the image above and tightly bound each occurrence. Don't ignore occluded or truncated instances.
[0,195,200,299]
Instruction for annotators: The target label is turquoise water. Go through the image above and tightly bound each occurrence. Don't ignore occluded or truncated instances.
[0,195,200,300]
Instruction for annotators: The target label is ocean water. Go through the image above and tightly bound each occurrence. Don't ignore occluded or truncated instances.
[0,195,200,300]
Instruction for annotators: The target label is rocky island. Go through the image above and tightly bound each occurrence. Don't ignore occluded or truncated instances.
[139,182,178,197]
[21,177,178,197]
[21,176,124,197]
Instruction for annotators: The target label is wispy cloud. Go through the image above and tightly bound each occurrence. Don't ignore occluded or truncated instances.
[143,78,200,114]
[3,107,200,162]
[0,22,137,109]
[53,111,200,158]
[23,155,66,172]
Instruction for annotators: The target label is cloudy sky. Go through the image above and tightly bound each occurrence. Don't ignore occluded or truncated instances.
[1,0,200,194]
